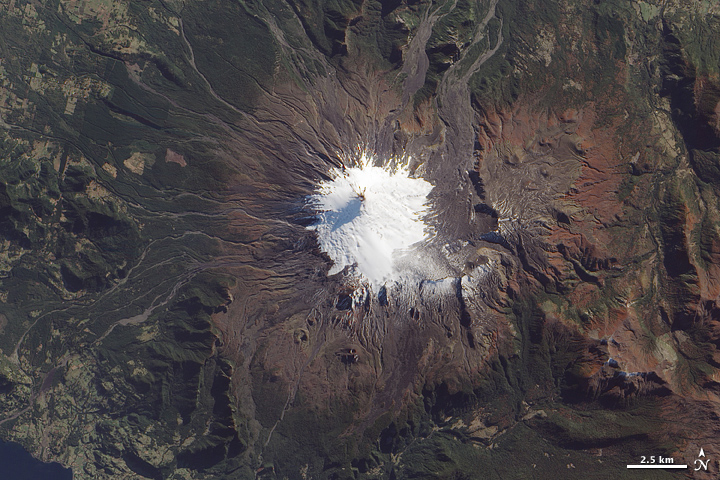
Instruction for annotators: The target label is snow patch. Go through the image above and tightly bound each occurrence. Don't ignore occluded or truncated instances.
[308,152,433,289]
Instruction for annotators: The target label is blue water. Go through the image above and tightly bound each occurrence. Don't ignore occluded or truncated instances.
[0,441,72,479]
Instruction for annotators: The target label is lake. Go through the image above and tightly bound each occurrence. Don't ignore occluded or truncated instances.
[0,441,72,479]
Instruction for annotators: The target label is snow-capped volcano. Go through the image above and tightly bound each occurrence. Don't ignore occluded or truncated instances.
[308,151,433,289]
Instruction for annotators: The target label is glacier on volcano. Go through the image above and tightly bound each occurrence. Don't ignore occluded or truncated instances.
[308,153,433,290]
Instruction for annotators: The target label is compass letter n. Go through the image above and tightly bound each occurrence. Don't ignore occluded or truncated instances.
[694,459,709,471]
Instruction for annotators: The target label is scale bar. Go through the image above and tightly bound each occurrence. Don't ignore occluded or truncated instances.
[627,465,687,469]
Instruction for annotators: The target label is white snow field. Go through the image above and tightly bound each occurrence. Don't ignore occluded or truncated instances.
[308,152,433,289]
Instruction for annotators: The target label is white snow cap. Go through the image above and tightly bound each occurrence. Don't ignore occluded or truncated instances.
[308,151,433,289]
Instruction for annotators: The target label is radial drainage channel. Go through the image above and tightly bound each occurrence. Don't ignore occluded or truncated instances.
[307,151,434,293]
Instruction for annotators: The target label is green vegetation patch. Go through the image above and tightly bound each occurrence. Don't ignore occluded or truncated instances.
[183,0,277,112]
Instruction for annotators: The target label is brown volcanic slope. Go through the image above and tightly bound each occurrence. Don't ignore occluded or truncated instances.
[1,0,720,479]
